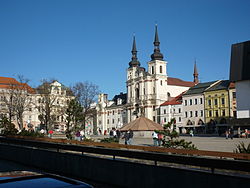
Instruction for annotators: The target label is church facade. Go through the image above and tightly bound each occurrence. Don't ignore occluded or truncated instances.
[96,26,196,134]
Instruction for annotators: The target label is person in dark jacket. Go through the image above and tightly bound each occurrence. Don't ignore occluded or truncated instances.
[128,129,133,145]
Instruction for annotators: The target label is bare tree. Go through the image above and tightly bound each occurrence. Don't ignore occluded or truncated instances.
[71,81,100,130]
[36,79,58,132]
[36,79,70,132]
[2,75,33,130]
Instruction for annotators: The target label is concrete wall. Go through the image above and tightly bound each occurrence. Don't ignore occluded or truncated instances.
[0,144,249,188]
[236,80,250,118]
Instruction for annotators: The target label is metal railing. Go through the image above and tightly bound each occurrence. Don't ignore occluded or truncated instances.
[0,136,250,174]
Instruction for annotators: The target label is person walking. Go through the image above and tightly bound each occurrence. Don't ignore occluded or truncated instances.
[229,129,233,140]
[225,130,229,139]
[152,131,158,146]
[123,131,129,145]
[158,133,163,146]
[128,129,133,145]
[245,129,249,139]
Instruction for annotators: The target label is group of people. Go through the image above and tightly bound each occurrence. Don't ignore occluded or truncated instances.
[152,131,163,146]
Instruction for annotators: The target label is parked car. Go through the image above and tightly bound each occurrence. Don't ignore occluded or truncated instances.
[0,171,93,188]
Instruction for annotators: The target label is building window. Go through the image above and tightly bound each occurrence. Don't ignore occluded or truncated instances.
[195,111,198,117]
[233,92,236,99]
[190,99,192,105]
[144,88,146,95]
[112,119,114,124]
[190,111,193,117]
[200,98,203,104]
[164,109,166,114]
[221,98,225,105]
[118,110,120,114]
[214,99,218,106]
[179,117,181,122]
[107,119,109,124]
[185,100,187,106]
[153,116,156,122]
[153,106,155,111]
[160,66,162,73]
[160,80,163,86]
[164,118,166,122]
[208,99,211,106]
[185,112,188,118]
[112,110,115,115]
[152,66,154,74]
[222,110,226,116]
[195,99,197,105]
[215,110,219,117]
[178,108,181,113]
[153,87,155,94]
[200,110,203,117]
[209,111,212,117]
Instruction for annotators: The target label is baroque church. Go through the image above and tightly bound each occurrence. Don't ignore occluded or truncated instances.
[96,26,198,134]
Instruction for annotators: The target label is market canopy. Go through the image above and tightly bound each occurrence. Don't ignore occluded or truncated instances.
[120,117,163,131]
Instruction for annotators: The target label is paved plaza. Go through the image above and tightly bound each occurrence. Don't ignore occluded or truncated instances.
[91,135,250,153]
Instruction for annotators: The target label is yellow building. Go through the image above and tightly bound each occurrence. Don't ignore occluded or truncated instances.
[204,80,236,125]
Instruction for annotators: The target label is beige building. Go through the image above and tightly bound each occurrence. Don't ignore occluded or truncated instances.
[0,77,74,131]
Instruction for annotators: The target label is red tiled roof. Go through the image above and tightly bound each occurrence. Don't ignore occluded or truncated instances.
[167,77,195,87]
[160,91,186,106]
[0,76,35,94]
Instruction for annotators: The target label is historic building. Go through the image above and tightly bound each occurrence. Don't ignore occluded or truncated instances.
[159,92,185,132]
[0,77,74,131]
[97,26,196,134]
[0,76,35,129]
[96,93,127,134]
[182,80,219,133]
[204,80,236,125]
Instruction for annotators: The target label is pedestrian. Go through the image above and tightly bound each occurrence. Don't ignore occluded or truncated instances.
[158,133,163,146]
[245,129,248,139]
[123,131,129,145]
[80,130,84,141]
[127,129,133,145]
[113,129,117,138]
[48,130,53,138]
[237,127,241,138]
[229,129,233,140]
[190,130,194,137]
[152,131,158,146]
[75,131,81,141]
[225,130,229,139]
[116,129,121,139]
[109,129,113,137]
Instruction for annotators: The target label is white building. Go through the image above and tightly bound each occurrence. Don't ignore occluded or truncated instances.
[181,81,219,133]
[159,92,185,132]
[97,26,196,133]
[96,93,127,134]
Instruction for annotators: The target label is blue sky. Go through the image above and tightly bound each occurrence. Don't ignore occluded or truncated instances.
[0,0,250,98]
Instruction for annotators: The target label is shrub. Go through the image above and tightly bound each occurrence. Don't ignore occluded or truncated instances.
[100,137,119,143]
[18,129,44,138]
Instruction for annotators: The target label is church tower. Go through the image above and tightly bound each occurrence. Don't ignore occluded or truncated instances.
[145,25,168,122]
[193,60,199,84]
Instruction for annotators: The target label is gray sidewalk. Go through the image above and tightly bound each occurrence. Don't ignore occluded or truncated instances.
[91,135,250,152]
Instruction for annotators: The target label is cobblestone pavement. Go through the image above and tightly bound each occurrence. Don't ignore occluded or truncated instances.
[91,135,250,152]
